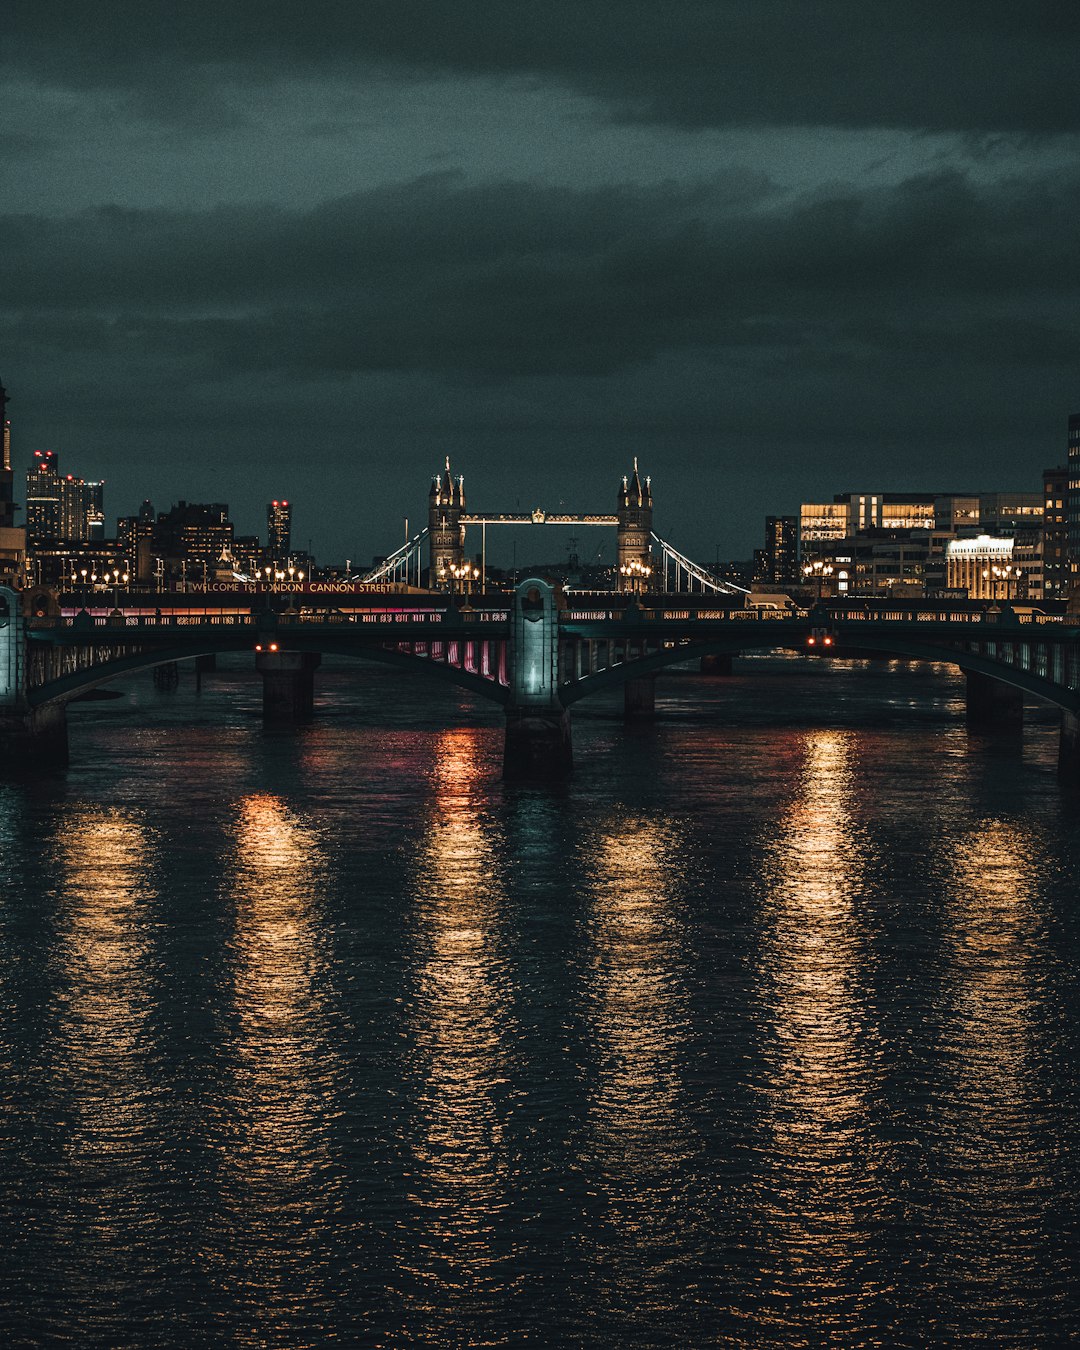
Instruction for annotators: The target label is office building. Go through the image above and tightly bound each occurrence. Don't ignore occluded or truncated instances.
[945,535,1018,600]
[26,450,61,542]
[1068,414,1080,582]
[153,501,234,578]
[0,378,13,531]
[0,379,25,586]
[978,492,1043,535]
[762,515,798,584]
[267,500,292,559]
[58,474,98,541]
[1043,466,1069,600]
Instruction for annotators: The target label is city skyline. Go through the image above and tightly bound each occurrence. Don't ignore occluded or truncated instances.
[3,6,1079,562]
[2,406,1072,571]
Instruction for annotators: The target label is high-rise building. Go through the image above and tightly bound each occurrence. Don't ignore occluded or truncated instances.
[0,378,13,531]
[1068,414,1080,583]
[86,481,105,541]
[1042,466,1069,600]
[762,515,798,584]
[267,500,292,559]
[0,378,26,587]
[58,473,96,541]
[26,450,61,542]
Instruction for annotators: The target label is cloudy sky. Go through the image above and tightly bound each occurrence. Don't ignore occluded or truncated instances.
[3,3,1079,565]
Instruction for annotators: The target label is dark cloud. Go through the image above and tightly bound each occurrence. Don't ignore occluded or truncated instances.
[6,1,1080,132]
[4,169,1079,387]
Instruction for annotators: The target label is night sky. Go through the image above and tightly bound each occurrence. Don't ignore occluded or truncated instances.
[4,4,1079,566]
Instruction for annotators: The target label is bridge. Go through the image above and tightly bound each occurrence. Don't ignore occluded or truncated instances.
[3,579,1080,780]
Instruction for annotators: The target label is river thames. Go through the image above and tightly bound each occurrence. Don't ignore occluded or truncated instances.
[1,653,1078,1347]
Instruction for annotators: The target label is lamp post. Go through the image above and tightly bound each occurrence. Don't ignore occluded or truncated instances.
[449,562,480,595]
[802,559,835,600]
[982,563,1018,601]
[618,558,653,594]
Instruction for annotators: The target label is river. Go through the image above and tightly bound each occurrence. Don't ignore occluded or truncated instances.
[0,653,1077,1346]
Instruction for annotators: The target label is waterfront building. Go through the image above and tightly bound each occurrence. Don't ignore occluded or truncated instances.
[945,534,1019,599]
[1068,413,1080,583]
[1042,466,1069,600]
[978,491,1043,535]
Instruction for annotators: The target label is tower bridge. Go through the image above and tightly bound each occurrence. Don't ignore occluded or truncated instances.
[3,576,1080,781]
[361,456,748,595]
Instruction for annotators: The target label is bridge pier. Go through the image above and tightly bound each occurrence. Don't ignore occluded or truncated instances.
[965,670,1023,731]
[700,653,733,676]
[504,578,572,780]
[623,675,656,720]
[1059,713,1080,782]
[256,650,321,725]
[504,708,572,779]
[153,661,180,691]
[0,703,68,768]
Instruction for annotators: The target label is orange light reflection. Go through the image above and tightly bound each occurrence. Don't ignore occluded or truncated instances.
[752,730,885,1341]
[398,728,516,1338]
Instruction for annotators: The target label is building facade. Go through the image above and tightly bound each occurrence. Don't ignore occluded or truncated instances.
[1042,466,1069,600]
[267,500,292,559]
[26,450,60,542]
[945,535,1019,600]
[762,515,798,584]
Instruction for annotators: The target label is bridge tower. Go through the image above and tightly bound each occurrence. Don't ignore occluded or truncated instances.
[428,457,466,589]
[616,459,653,592]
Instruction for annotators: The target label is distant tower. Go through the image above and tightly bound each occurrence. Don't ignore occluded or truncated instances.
[427,456,466,587]
[616,459,653,592]
[25,449,60,543]
[267,499,292,559]
[0,379,12,530]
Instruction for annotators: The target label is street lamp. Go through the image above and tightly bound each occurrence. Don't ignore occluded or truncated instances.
[618,558,653,593]
[802,559,835,600]
[982,563,1018,600]
[449,561,480,594]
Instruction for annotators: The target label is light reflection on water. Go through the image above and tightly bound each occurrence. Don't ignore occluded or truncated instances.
[210,792,346,1347]
[397,727,519,1344]
[932,818,1067,1341]
[576,814,701,1338]
[0,658,1076,1346]
[748,730,888,1344]
[44,809,163,1341]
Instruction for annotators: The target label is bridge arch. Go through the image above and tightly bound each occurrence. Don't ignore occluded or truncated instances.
[562,631,1080,715]
[28,634,511,710]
